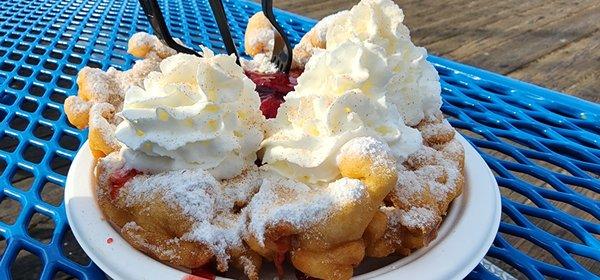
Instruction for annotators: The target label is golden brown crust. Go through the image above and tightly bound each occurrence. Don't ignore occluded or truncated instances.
[291,240,365,280]
[64,32,175,159]
[244,12,277,57]
[243,11,333,69]
[363,115,465,258]
[95,156,262,278]
[243,137,398,280]
[82,17,467,279]
[88,103,120,158]
[96,156,212,268]
[94,114,464,279]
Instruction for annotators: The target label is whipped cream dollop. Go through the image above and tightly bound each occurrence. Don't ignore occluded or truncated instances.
[115,48,265,179]
[262,39,421,184]
[327,0,442,126]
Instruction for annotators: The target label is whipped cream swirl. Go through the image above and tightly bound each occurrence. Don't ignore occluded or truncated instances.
[115,48,265,179]
[327,0,442,126]
[262,39,421,184]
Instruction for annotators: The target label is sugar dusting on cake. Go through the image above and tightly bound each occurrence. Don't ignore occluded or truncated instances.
[407,145,462,206]
[394,167,429,206]
[122,221,179,260]
[246,171,369,244]
[120,167,262,269]
[419,119,454,143]
[337,136,396,172]
[381,206,439,230]
[248,28,274,54]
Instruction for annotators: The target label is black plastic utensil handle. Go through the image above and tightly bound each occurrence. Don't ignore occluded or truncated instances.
[207,0,240,65]
[262,0,292,73]
[139,0,200,56]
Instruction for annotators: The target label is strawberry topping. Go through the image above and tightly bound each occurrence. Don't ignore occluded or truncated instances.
[108,168,140,200]
[186,266,216,280]
[260,95,285,119]
[274,237,291,278]
[245,69,303,118]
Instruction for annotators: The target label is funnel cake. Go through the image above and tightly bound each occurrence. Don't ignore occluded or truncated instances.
[364,117,465,258]
[244,11,347,70]
[73,31,400,279]
[245,137,397,279]
[245,0,465,274]
[66,0,466,279]
[64,33,177,158]
[96,154,263,278]
[85,42,271,279]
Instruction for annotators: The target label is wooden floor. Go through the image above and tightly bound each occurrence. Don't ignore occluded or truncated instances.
[272,0,600,103]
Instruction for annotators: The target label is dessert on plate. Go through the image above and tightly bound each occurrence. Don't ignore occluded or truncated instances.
[64,0,464,279]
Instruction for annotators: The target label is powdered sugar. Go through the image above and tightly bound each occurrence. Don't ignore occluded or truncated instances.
[399,207,438,229]
[123,168,219,221]
[434,137,464,160]
[245,171,369,244]
[88,103,122,151]
[327,177,368,202]
[245,173,328,243]
[128,32,178,58]
[394,168,429,206]
[407,146,461,205]
[119,167,263,269]
[237,255,258,279]
[128,32,154,52]
[426,162,460,202]
[381,206,439,230]
[248,28,274,54]
[109,57,161,93]
[65,96,91,115]
[122,221,179,260]
[420,119,452,139]
[337,136,395,171]
[183,216,244,268]
[220,168,262,208]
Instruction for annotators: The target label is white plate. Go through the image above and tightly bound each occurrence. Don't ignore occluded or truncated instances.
[65,134,501,280]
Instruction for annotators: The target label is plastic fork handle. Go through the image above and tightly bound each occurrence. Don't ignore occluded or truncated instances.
[262,0,293,73]
[207,0,240,65]
[138,0,200,56]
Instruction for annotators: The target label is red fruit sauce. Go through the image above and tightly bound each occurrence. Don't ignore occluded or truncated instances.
[259,95,284,119]
[274,237,291,278]
[108,168,140,200]
[106,237,113,244]
[245,69,302,118]
[181,266,216,280]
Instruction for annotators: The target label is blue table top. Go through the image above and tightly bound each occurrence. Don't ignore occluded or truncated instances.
[0,0,598,279]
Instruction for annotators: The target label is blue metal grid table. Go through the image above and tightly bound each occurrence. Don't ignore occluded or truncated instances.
[0,0,598,279]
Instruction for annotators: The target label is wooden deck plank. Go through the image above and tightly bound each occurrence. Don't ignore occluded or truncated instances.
[408,0,538,45]
[456,5,600,74]
[426,0,581,55]
[510,30,600,102]
[441,0,598,58]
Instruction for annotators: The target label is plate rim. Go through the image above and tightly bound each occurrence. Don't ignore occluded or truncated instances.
[65,134,501,280]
